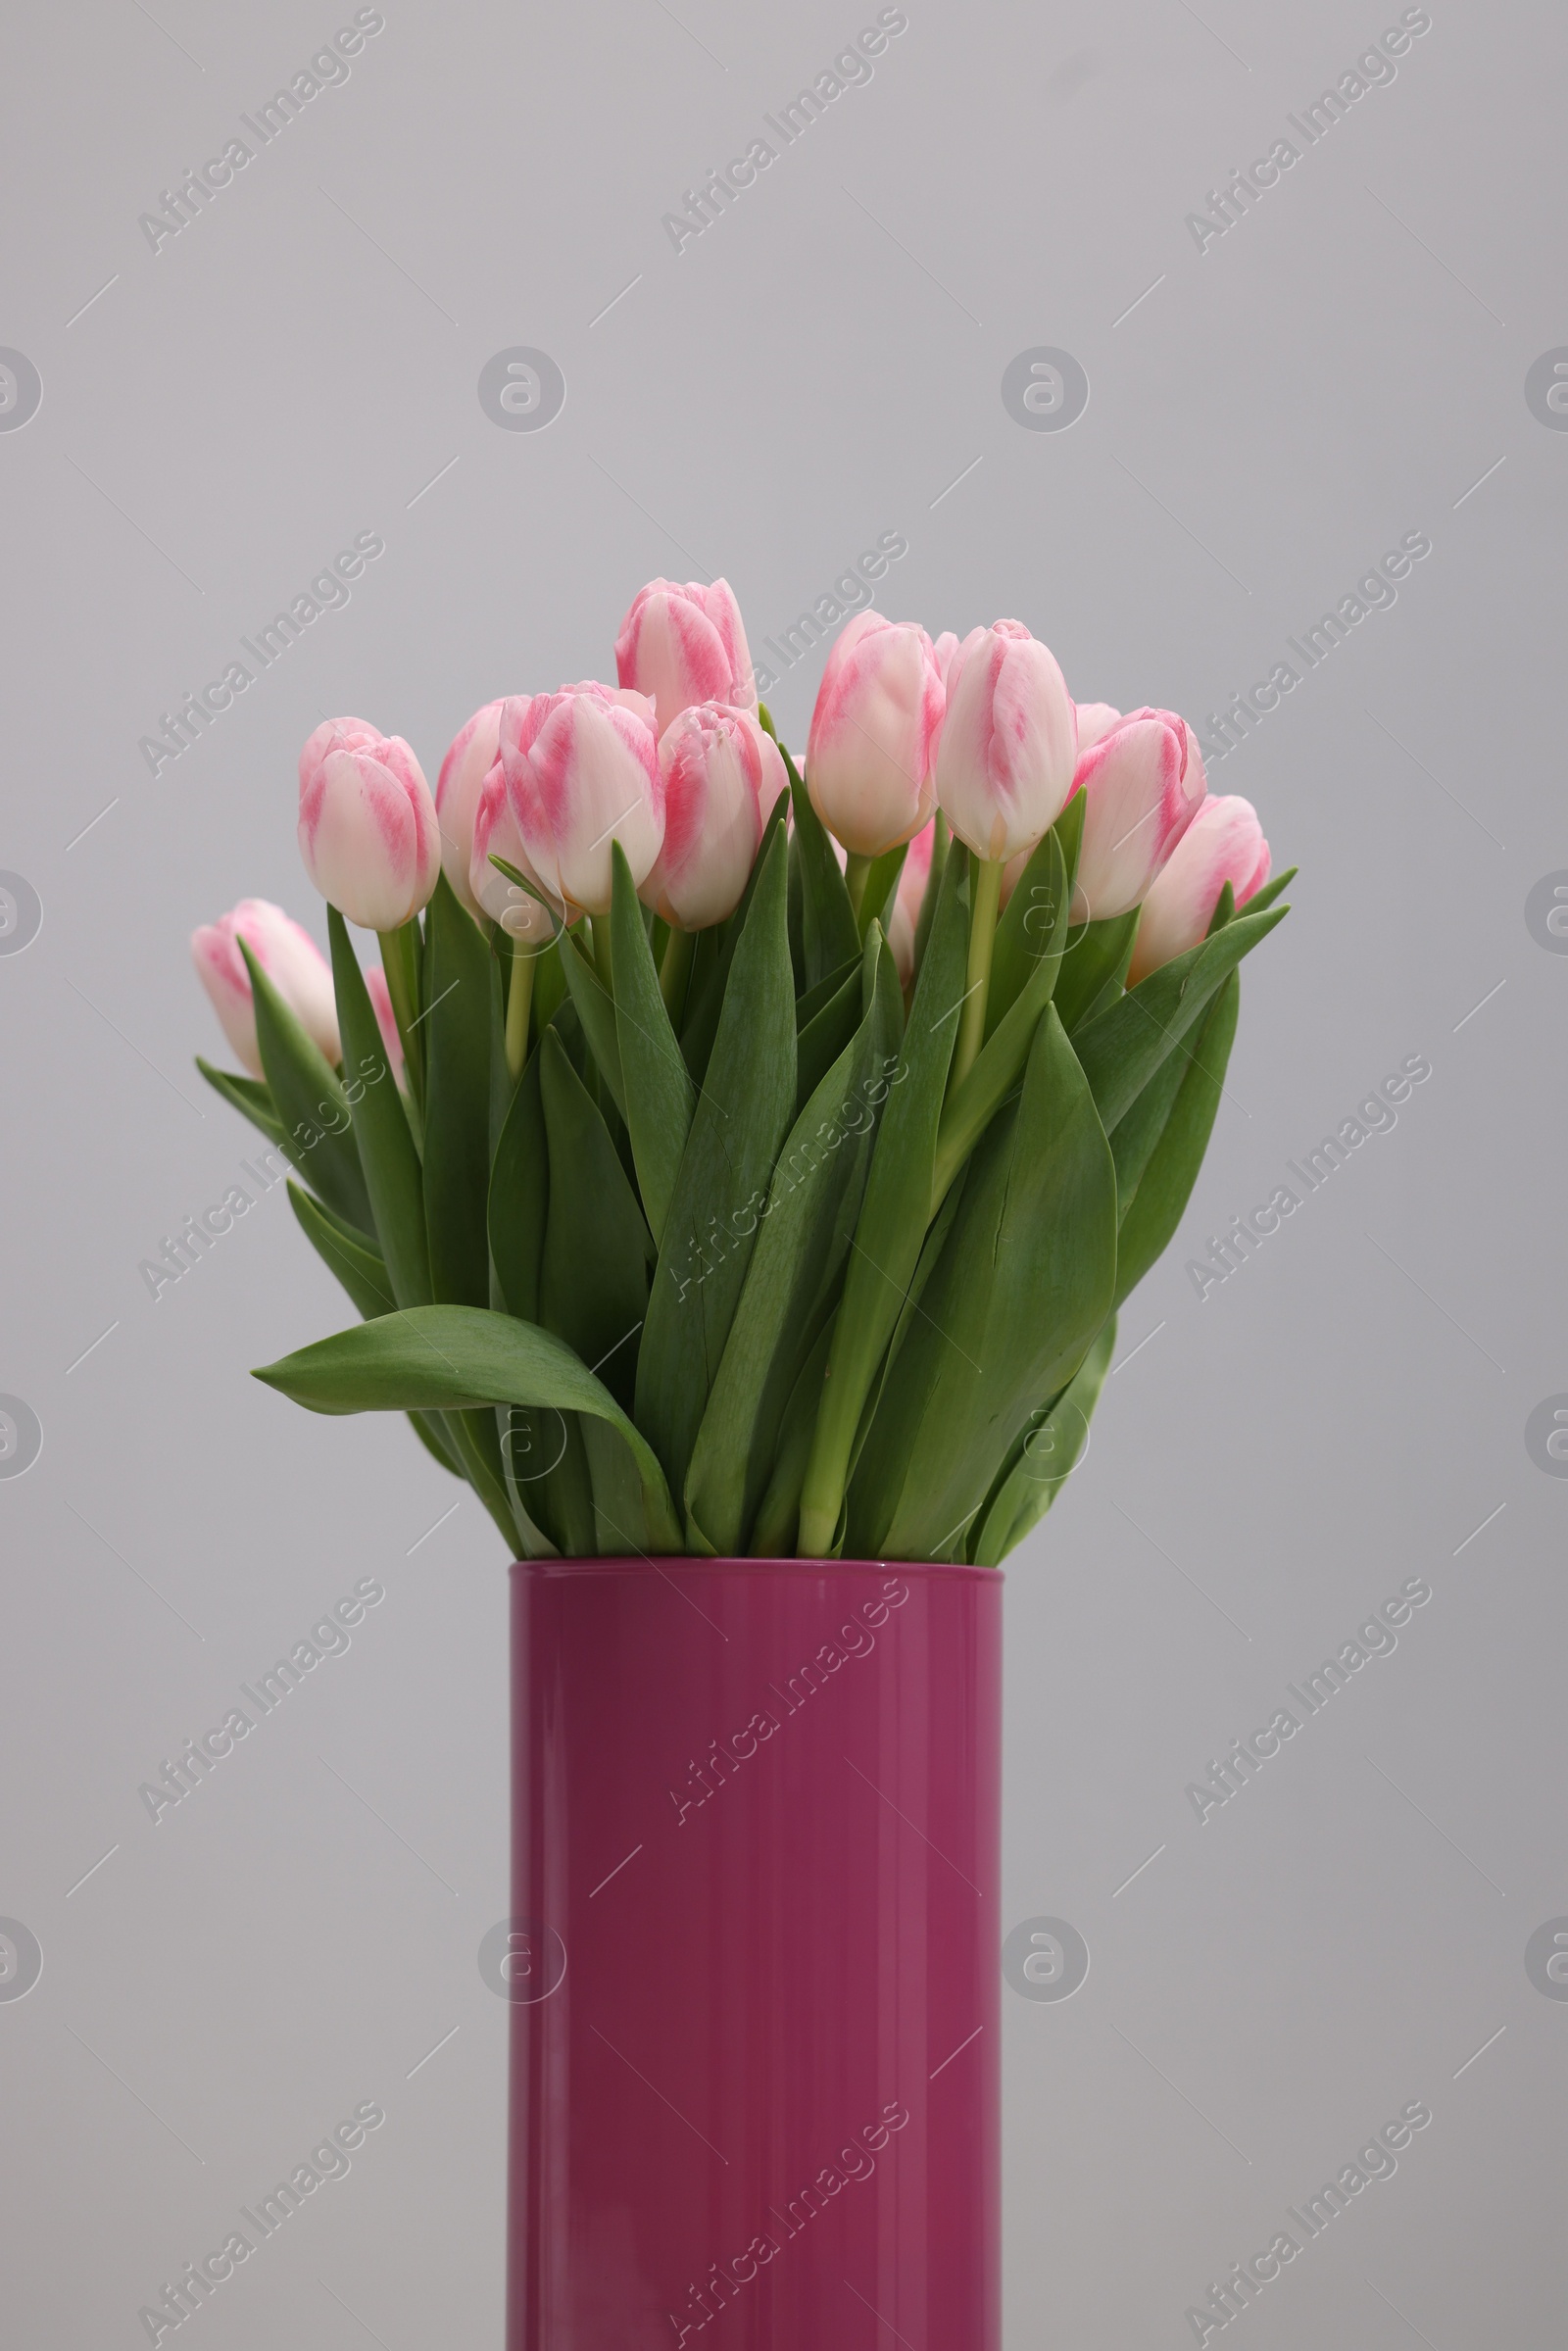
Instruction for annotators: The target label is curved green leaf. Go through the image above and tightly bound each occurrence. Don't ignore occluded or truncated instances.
[243,939,373,1234]
[327,907,431,1307]
[970,1313,1116,1566]
[1071,900,1286,1134]
[1113,970,1239,1307]
[196,1058,285,1151]
[611,843,695,1248]
[253,1305,682,1552]
[421,871,492,1307]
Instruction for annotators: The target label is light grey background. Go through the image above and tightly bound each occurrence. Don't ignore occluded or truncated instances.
[2,0,1563,2341]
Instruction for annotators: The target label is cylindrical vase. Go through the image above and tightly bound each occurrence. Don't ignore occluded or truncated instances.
[505,1554,1002,2349]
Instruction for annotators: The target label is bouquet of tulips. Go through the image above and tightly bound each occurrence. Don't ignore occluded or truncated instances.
[192,582,1291,1563]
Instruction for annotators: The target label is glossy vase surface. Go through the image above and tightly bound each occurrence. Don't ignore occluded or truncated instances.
[506,1555,1002,2350]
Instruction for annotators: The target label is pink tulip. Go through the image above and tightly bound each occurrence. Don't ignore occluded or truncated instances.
[498,682,663,920]
[933,631,960,687]
[298,717,440,932]
[1071,710,1206,920]
[806,612,945,857]
[1074,702,1121,752]
[642,704,786,931]
[191,898,339,1078]
[469,760,562,945]
[1127,794,1270,983]
[614,577,756,738]
[436,700,506,919]
[935,620,1078,863]
[365,965,406,1086]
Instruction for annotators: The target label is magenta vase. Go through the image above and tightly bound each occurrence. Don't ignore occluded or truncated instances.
[505,1555,1003,2349]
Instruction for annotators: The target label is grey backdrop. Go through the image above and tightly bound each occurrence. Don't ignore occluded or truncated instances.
[2,0,1564,2342]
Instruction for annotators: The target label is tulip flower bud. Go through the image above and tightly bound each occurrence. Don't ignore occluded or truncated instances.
[1074,701,1121,752]
[806,612,944,857]
[499,682,663,920]
[298,718,440,931]
[364,965,406,1086]
[1127,794,1270,983]
[615,577,757,738]
[436,700,506,919]
[191,899,339,1078]
[936,620,1078,863]
[642,703,786,932]
[469,762,561,945]
[1071,710,1206,920]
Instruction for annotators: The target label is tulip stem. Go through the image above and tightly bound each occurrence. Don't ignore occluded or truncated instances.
[377,921,423,1104]
[660,923,695,1021]
[505,937,534,1080]
[844,852,873,920]
[951,854,1003,1094]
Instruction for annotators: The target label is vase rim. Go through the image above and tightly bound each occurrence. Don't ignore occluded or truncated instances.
[507,1554,1003,1583]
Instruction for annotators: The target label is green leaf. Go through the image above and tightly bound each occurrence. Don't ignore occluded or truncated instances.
[407,1406,464,1477]
[253,1305,682,1552]
[784,758,858,987]
[1112,970,1239,1307]
[556,922,626,1122]
[420,871,492,1308]
[795,960,863,1112]
[611,843,695,1249]
[847,1004,1117,1560]
[538,1028,651,1416]
[636,825,796,1505]
[1051,908,1140,1035]
[748,1316,837,1558]
[488,1043,548,1321]
[857,841,907,943]
[929,829,1070,1209]
[909,811,951,984]
[795,953,861,1031]
[195,1058,286,1151]
[795,847,969,1557]
[1071,900,1286,1135]
[678,799,789,1085]
[1242,863,1297,918]
[970,1313,1116,1566]
[986,829,1069,1039]
[685,928,901,1555]
[286,1180,396,1320]
[327,908,431,1308]
[243,939,373,1234]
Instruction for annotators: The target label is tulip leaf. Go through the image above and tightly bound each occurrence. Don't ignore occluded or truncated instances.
[539,1027,651,1416]
[255,1306,680,1550]
[286,1179,462,1477]
[795,953,860,1031]
[910,811,952,985]
[847,1004,1117,1561]
[610,843,695,1249]
[795,960,863,1113]
[421,871,493,1309]
[554,922,626,1122]
[783,756,859,988]
[685,927,901,1556]
[986,830,1069,1040]
[969,1313,1116,1566]
[1112,971,1239,1307]
[327,908,432,1307]
[242,939,374,1235]
[1242,863,1297,919]
[678,798,788,1085]
[857,841,907,943]
[636,824,796,1505]
[488,1043,548,1321]
[195,1059,287,1151]
[794,847,969,1558]
[1071,900,1287,1135]
[1052,909,1141,1036]
[286,1180,395,1320]
[748,1316,837,1558]
[930,829,1070,1209]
